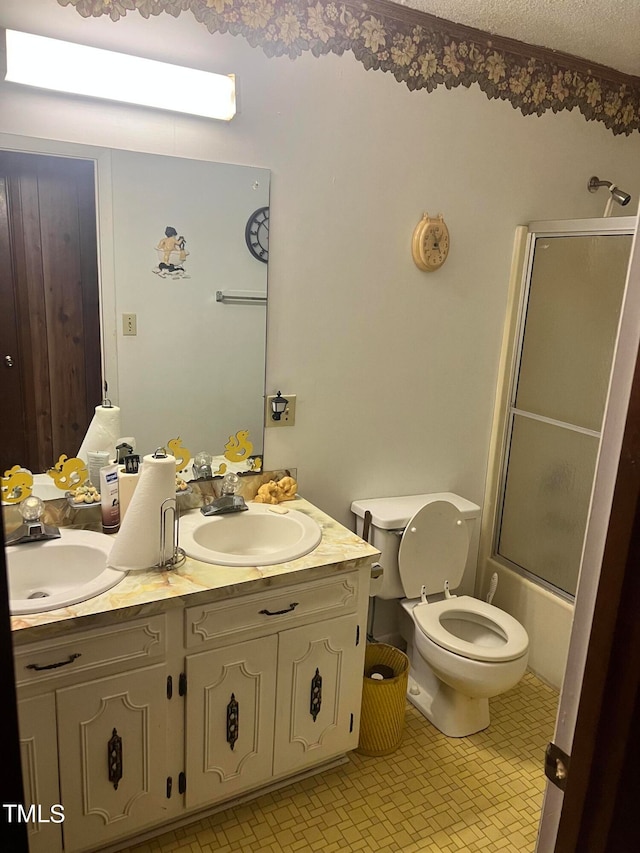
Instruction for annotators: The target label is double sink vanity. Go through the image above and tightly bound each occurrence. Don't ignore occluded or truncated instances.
[0,140,380,852]
[7,492,379,853]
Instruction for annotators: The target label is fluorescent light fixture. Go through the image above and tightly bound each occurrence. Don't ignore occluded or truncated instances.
[2,29,236,120]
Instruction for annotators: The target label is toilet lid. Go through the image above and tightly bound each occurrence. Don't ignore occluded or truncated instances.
[413,597,529,662]
[398,501,468,599]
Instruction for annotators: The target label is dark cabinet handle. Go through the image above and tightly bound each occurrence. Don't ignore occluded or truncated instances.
[108,728,123,790]
[310,668,322,722]
[227,693,239,750]
[258,602,299,617]
[26,653,81,671]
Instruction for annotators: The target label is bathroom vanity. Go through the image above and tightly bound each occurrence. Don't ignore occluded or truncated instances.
[10,498,378,853]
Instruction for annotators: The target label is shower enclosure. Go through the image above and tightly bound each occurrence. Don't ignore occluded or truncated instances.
[485,218,634,600]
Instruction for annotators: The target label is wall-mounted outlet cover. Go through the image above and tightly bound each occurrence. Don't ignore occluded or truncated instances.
[265,394,296,427]
[122,313,137,336]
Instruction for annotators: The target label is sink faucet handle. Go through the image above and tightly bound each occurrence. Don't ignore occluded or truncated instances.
[7,494,61,545]
[200,476,248,516]
[20,495,45,522]
[221,472,240,495]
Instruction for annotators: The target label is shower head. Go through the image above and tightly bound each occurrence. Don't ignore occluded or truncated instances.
[612,186,632,206]
[588,176,631,207]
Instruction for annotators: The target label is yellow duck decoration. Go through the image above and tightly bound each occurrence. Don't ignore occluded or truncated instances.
[47,454,89,491]
[253,476,297,504]
[167,437,191,473]
[224,430,253,463]
[1,465,34,504]
[247,456,263,472]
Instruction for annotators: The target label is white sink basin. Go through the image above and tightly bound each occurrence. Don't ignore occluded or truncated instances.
[180,503,322,567]
[7,529,126,615]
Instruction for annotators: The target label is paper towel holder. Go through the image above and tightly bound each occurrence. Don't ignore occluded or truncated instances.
[157,496,186,569]
[102,397,114,408]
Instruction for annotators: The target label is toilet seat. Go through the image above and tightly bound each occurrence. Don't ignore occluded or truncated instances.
[398,501,468,598]
[412,596,529,663]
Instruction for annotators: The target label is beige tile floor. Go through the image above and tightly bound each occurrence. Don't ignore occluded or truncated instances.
[120,671,557,853]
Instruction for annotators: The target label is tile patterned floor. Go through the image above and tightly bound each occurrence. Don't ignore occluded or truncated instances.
[120,672,557,853]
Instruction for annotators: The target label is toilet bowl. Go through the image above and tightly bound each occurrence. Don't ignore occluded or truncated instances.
[351,493,530,737]
[403,596,529,736]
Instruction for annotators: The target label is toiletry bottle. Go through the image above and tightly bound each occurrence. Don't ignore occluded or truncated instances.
[118,455,140,521]
[100,464,120,533]
[88,450,110,489]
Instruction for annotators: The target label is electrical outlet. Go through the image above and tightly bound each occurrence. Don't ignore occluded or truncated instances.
[265,394,296,427]
[122,313,137,336]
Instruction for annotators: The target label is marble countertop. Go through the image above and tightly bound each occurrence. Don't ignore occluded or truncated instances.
[10,497,380,644]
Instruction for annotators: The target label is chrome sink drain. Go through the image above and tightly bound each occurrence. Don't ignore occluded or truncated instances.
[27,591,50,600]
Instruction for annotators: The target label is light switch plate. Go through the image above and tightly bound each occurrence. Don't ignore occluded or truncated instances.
[122,313,137,336]
[265,394,296,427]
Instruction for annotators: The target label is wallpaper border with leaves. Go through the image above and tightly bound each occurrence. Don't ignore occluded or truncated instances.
[58,0,640,136]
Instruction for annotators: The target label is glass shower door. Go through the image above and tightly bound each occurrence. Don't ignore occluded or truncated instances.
[496,231,632,597]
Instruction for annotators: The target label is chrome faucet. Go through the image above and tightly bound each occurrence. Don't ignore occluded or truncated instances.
[6,496,61,545]
[200,473,248,516]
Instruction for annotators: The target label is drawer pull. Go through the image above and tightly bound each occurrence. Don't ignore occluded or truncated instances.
[259,602,299,617]
[25,652,81,672]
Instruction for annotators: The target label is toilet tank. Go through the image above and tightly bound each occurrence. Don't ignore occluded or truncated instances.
[351,493,481,600]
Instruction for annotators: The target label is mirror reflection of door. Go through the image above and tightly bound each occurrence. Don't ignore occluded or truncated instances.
[0,151,101,474]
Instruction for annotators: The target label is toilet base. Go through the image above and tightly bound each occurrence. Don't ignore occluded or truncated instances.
[406,673,490,737]
[404,633,493,738]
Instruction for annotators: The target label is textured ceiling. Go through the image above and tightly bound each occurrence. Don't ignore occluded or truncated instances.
[396,0,640,77]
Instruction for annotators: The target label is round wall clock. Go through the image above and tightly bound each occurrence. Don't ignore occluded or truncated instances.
[411,213,450,271]
[245,206,270,263]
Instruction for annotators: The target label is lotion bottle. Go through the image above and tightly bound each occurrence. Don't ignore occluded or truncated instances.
[100,464,120,533]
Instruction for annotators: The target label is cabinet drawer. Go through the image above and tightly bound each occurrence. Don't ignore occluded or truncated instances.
[185,571,359,648]
[14,614,166,689]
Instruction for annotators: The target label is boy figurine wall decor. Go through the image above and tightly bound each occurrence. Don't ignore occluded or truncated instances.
[153,226,190,278]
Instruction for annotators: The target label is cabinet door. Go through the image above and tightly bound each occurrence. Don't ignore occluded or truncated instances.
[18,694,63,853]
[274,614,363,777]
[185,635,277,810]
[56,664,169,853]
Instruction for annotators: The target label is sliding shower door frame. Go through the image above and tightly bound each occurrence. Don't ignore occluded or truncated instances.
[483,216,636,602]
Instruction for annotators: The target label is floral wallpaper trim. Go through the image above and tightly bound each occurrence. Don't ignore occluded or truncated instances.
[58,0,640,136]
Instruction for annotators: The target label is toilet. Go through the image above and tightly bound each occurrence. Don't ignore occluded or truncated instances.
[351,493,529,737]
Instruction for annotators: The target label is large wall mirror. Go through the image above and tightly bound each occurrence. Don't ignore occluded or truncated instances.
[0,134,269,479]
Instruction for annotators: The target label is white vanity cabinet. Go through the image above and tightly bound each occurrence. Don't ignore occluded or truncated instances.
[18,694,62,853]
[185,635,279,809]
[15,614,173,853]
[183,569,365,809]
[56,664,172,852]
[273,614,362,777]
[14,562,370,852]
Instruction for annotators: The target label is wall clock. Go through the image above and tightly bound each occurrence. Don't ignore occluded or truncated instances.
[245,206,269,263]
[411,212,450,271]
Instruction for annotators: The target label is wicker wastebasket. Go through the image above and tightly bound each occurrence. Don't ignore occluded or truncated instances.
[357,643,409,756]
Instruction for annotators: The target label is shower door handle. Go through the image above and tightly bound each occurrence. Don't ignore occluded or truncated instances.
[4,355,14,368]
